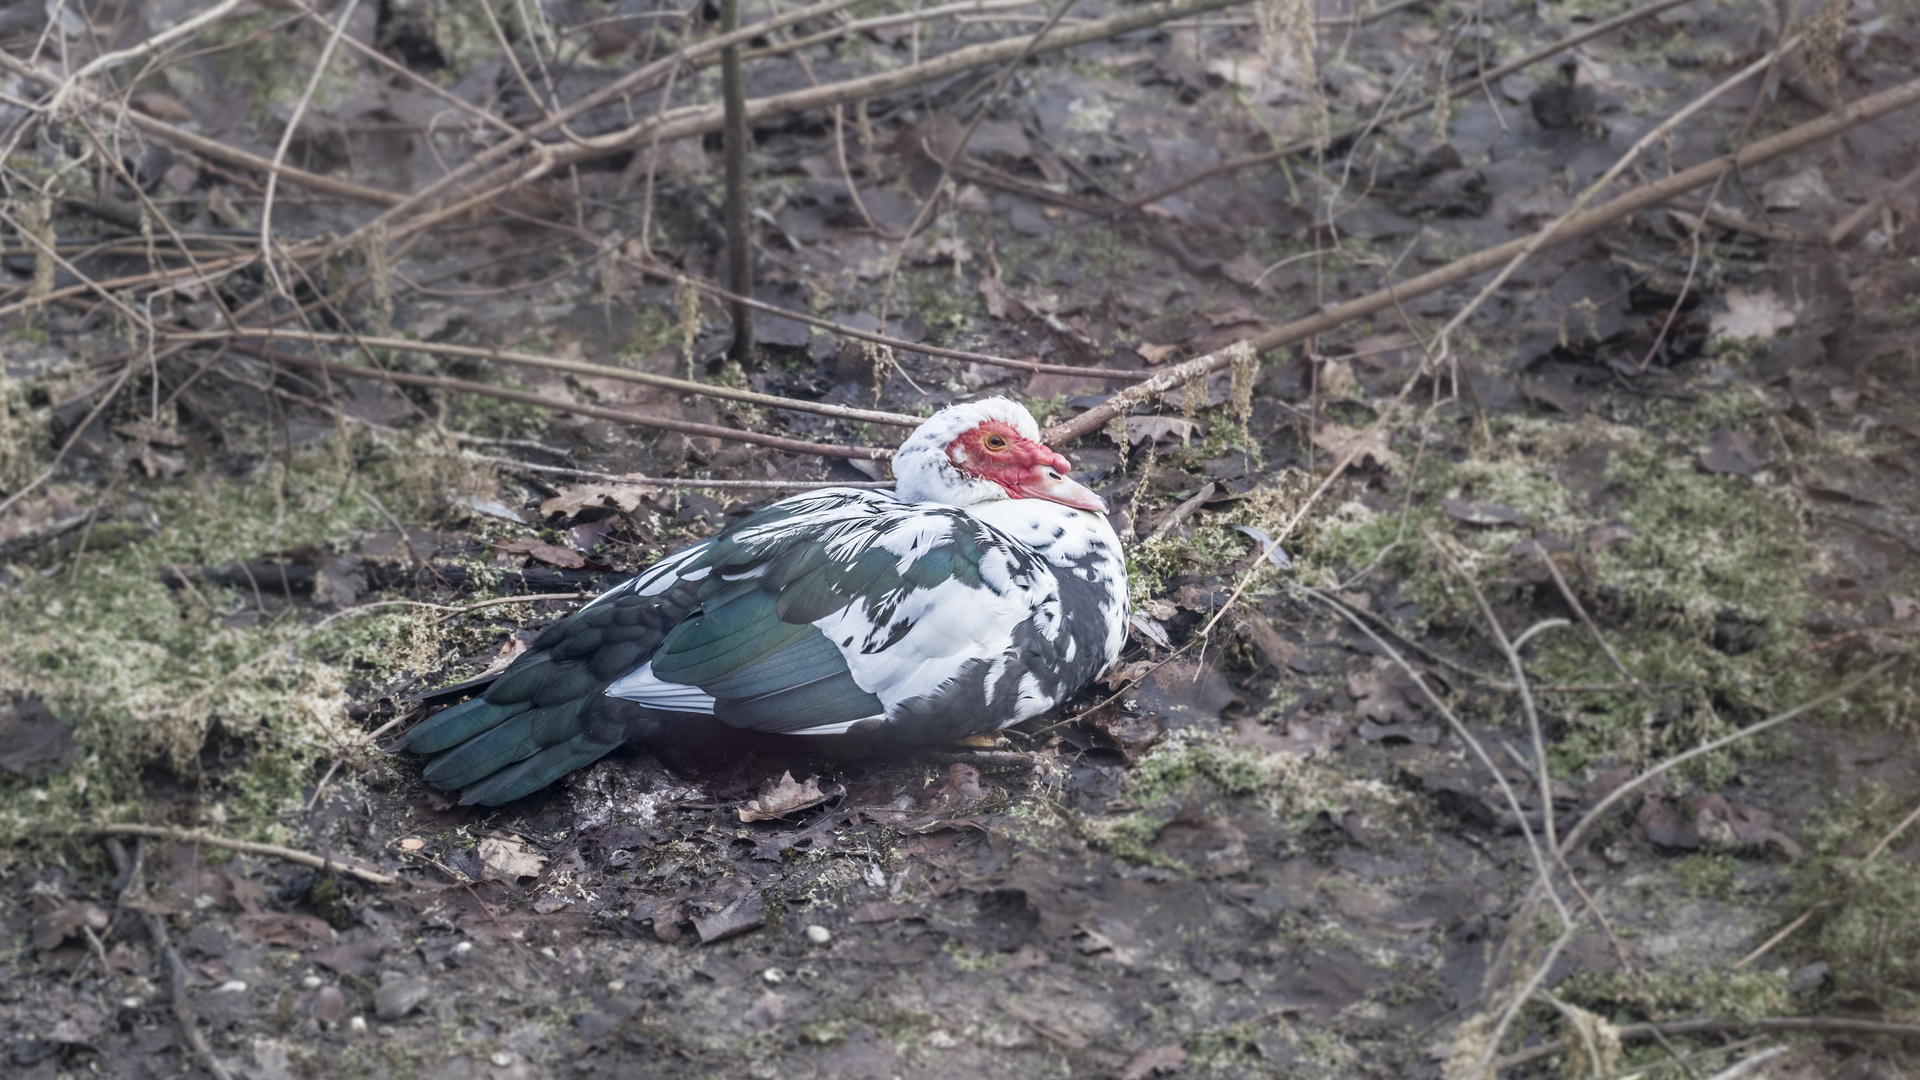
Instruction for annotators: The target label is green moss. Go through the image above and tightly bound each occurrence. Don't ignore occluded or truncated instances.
[0,427,494,847]
[1670,853,1738,900]
[1560,967,1790,1024]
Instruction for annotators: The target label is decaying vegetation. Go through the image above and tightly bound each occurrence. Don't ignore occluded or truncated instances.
[1,0,1918,1078]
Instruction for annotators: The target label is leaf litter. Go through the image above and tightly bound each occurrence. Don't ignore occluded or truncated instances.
[0,0,1918,1078]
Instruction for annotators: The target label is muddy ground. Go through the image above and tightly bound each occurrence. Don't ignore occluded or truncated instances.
[4,0,1920,1077]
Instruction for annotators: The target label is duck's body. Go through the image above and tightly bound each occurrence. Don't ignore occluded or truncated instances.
[398,399,1128,805]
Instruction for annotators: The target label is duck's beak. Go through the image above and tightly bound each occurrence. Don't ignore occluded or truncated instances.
[1010,463,1108,513]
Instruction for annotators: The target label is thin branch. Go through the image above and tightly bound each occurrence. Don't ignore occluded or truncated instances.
[380,0,1252,243]
[466,452,894,490]
[92,823,397,886]
[1044,73,1920,445]
[167,328,923,427]
[217,343,895,459]
[261,0,363,300]
[1122,0,1699,213]
[43,0,253,117]
[103,838,236,1080]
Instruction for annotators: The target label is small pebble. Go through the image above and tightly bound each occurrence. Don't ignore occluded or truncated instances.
[449,941,474,964]
[213,980,247,994]
[378,1026,396,1038]
[300,974,322,990]
[374,970,432,1021]
[606,979,627,993]
[348,1016,368,1036]
[490,1051,514,1067]
[805,925,831,945]
[761,968,785,985]
[541,946,558,959]
[120,997,143,1010]
[312,986,346,1026]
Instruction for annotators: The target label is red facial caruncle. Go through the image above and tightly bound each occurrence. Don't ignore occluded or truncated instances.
[947,420,1108,513]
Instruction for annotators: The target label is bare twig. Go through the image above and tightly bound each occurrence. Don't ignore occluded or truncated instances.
[1123,0,1699,213]
[260,0,363,299]
[43,0,252,117]
[92,823,398,886]
[103,837,237,1080]
[466,452,893,490]
[214,343,894,459]
[1827,157,1920,246]
[167,328,923,427]
[1731,792,1920,969]
[1045,73,1920,445]
[378,0,1250,243]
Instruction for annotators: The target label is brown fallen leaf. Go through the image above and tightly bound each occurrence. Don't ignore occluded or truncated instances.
[233,912,335,948]
[1891,595,1919,623]
[1123,415,1199,448]
[1442,497,1530,527]
[1698,427,1765,476]
[739,772,835,822]
[1311,422,1397,471]
[478,835,548,881]
[31,899,109,951]
[1116,1043,1188,1080]
[1136,342,1178,365]
[493,536,587,569]
[539,483,652,520]
[923,763,983,810]
[693,891,767,943]
[1083,702,1163,764]
[1709,287,1796,341]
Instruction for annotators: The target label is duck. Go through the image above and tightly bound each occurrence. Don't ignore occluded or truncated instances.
[396,398,1130,805]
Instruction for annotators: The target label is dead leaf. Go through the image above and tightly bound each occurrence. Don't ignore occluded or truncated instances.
[924,764,983,810]
[1690,794,1802,859]
[1442,498,1530,527]
[478,835,548,881]
[1122,415,1199,448]
[1103,658,1157,691]
[1890,596,1918,622]
[472,636,529,680]
[539,483,652,519]
[1128,613,1172,650]
[129,92,193,122]
[1221,253,1271,289]
[1083,703,1163,764]
[1348,661,1432,725]
[31,899,109,951]
[1709,287,1796,341]
[1760,166,1831,210]
[0,695,75,779]
[1317,358,1360,398]
[1311,422,1397,471]
[739,772,835,822]
[1117,1044,1189,1080]
[1136,343,1178,365]
[693,891,766,943]
[1585,523,1637,552]
[743,987,789,1029]
[1698,427,1765,476]
[115,420,187,447]
[233,912,335,948]
[493,537,587,569]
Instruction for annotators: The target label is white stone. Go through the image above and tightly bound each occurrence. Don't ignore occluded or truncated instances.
[805,925,831,945]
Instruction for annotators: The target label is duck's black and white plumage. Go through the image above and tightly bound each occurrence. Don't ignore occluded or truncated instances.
[397,399,1129,805]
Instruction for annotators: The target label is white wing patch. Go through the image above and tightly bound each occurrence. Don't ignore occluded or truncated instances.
[605,661,716,713]
[783,713,886,736]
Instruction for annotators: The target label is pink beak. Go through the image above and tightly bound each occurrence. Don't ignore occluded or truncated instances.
[1008,463,1108,513]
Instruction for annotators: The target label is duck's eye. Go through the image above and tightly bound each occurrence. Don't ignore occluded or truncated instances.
[985,434,1008,451]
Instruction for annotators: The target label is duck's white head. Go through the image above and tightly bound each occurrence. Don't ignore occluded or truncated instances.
[891,398,1107,513]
